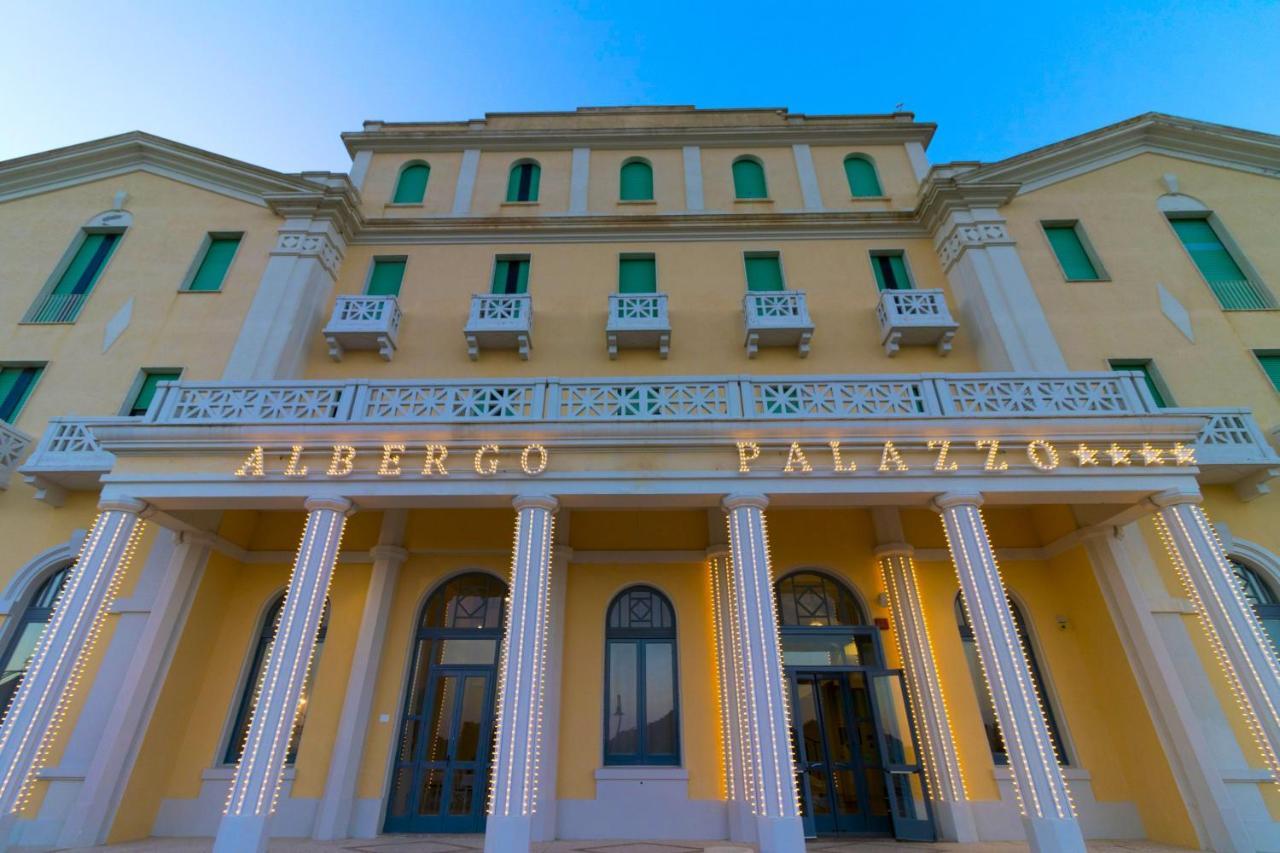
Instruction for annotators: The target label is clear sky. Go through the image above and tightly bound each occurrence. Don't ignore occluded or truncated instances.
[3,0,1278,174]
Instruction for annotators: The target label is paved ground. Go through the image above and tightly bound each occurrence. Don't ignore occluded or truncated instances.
[51,836,1195,852]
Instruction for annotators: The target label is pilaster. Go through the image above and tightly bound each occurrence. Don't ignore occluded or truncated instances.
[790,144,823,211]
[452,148,481,215]
[569,147,590,214]
[682,145,704,212]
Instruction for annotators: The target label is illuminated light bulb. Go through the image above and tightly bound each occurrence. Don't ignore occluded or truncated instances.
[235,446,266,478]
[422,443,449,476]
[1072,443,1099,466]
[327,444,356,477]
[1106,443,1132,466]
[783,441,812,473]
[283,445,308,477]
[378,443,405,477]
[1171,442,1197,465]
[976,439,1008,471]
[736,440,760,473]
[475,444,500,476]
[879,440,909,472]
[1139,443,1165,465]
[928,439,958,471]
[1025,440,1059,471]
[521,443,548,475]
[828,440,856,472]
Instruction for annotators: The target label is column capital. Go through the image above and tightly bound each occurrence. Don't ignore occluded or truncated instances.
[1150,487,1203,509]
[722,493,768,512]
[931,491,984,512]
[513,494,558,513]
[305,495,353,515]
[874,542,915,559]
[706,545,731,561]
[98,496,148,515]
[369,544,409,565]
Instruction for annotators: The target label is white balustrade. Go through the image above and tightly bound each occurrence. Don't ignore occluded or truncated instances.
[0,419,33,490]
[465,293,532,360]
[322,295,402,362]
[876,289,959,356]
[606,292,670,358]
[742,291,813,358]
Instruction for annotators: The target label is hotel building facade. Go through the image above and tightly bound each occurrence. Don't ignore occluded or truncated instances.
[0,106,1279,852]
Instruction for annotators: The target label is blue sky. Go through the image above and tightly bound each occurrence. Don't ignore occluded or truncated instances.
[3,1,1278,173]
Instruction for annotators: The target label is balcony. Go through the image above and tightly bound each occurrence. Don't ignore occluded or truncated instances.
[464,294,532,360]
[22,292,90,324]
[322,295,402,361]
[743,290,813,358]
[876,289,959,356]
[0,420,34,490]
[606,293,670,359]
[19,418,114,506]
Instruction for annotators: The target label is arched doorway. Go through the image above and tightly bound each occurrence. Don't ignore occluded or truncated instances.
[385,572,506,834]
[776,570,931,840]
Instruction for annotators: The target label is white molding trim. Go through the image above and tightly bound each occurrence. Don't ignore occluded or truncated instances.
[0,531,85,617]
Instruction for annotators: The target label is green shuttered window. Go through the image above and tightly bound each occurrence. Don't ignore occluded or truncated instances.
[25,230,122,323]
[128,369,182,417]
[0,366,42,424]
[1256,353,1280,393]
[187,235,241,292]
[367,259,406,296]
[871,252,912,291]
[393,163,430,204]
[618,257,657,293]
[1044,225,1100,281]
[1109,360,1169,408]
[844,155,882,197]
[732,158,767,200]
[745,254,784,292]
[506,162,541,202]
[1169,217,1272,309]
[620,160,654,201]
[492,257,530,294]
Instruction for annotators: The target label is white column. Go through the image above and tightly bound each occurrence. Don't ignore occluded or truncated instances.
[214,496,351,853]
[933,492,1084,853]
[709,546,752,842]
[876,542,978,842]
[0,498,147,842]
[314,511,407,840]
[722,494,804,853]
[1152,489,1280,779]
[682,145,705,212]
[484,495,557,853]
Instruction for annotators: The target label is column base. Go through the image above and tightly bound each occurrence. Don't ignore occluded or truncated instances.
[213,813,270,853]
[727,799,754,842]
[754,814,805,853]
[1022,813,1086,853]
[932,798,979,843]
[485,813,533,852]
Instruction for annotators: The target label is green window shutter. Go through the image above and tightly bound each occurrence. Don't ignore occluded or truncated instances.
[492,258,530,294]
[619,161,653,200]
[367,259,406,296]
[0,366,42,423]
[507,163,541,202]
[52,232,120,296]
[618,257,657,293]
[1169,218,1264,309]
[1258,354,1280,392]
[130,370,181,416]
[844,156,882,197]
[745,255,784,292]
[187,236,241,292]
[392,163,430,204]
[732,159,767,199]
[872,253,911,291]
[1110,361,1168,407]
[1044,226,1099,280]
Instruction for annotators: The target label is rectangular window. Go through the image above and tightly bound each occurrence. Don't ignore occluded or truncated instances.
[1255,352,1280,393]
[184,234,242,292]
[1109,359,1171,408]
[618,256,657,293]
[744,253,784,292]
[870,251,913,291]
[491,256,530,294]
[0,365,43,424]
[366,258,406,296]
[1042,222,1102,281]
[125,369,182,417]
[24,230,122,323]
[1169,216,1273,309]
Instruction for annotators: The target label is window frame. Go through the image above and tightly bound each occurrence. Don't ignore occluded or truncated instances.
[0,564,72,725]
[617,253,658,293]
[743,250,787,292]
[0,363,45,425]
[505,159,542,204]
[843,153,885,198]
[120,367,184,417]
[23,221,129,324]
[1040,220,1109,282]
[618,157,655,202]
[179,231,244,293]
[390,160,431,206]
[363,255,408,297]
[490,254,532,295]
[1163,209,1274,310]
[868,249,915,292]
[602,585,681,767]
[1251,350,1280,395]
[1108,358,1174,408]
[731,156,769,201]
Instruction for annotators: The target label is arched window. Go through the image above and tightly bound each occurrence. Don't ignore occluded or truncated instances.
[392,162,430,204]
[732,157,768,200]
[619,159,653,201]
[844,155,883,197]
[604,586,679,765]
[0,565,71,722]
[776,570,865,626]
[506,160,541,203]
[224,594,329,765]
[955,594,1067,765]
[1231,559,1280,650]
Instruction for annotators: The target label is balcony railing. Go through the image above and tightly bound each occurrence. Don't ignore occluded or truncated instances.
[464,294,532,360]
[606,293,670,359]
[322,295,402,361]
[0,420,34,490]
[1208,278,1277,311]
[743,290,813,357]
[876,289,959,356]
[22,292,90,324]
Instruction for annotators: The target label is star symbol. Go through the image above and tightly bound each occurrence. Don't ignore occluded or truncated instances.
[1139,443,1165,465]
[1107,443,1132,466]
[1171,442,1197,465]
[1072,443,1099,466]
